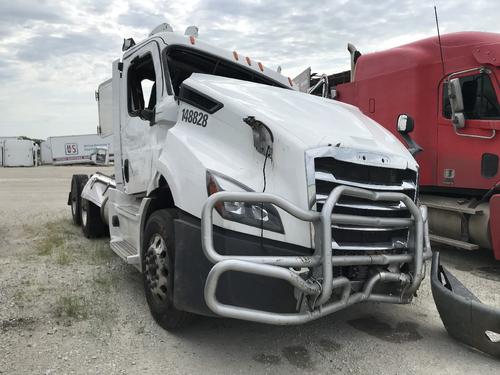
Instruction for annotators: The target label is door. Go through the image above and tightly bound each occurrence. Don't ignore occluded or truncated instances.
[437,69,500,190]
[120,42,164,194]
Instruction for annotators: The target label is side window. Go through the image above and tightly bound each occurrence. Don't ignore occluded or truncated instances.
[127,53,157,115]
[443,73,500,120]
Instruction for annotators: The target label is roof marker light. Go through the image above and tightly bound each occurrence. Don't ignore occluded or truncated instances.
[258,62,264,72]
[233,51,239,60]
[189,36,196,45]
[245,56,252,66]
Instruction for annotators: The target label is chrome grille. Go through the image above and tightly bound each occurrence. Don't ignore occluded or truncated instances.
[314,157,418,251]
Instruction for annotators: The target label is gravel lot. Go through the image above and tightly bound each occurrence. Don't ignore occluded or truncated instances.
[0,165,499,374]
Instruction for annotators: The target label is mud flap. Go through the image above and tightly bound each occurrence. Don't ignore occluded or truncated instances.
[431,252,500,358]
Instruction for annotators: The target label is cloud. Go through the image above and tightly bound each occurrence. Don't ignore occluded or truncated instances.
[0,0,499,139]
[15,31,116,61]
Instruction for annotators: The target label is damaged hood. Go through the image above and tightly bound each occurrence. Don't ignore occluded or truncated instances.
[183,74,416,170]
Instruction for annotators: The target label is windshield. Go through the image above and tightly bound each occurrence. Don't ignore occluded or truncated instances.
[165,46,289,96]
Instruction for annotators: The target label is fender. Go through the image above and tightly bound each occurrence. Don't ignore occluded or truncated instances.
[431,252,500,358]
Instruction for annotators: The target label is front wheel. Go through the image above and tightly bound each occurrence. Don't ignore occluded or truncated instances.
[142,209,193,330]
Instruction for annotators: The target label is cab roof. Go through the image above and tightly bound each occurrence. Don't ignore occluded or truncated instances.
[355,31,500,80]
[124,29,295,90]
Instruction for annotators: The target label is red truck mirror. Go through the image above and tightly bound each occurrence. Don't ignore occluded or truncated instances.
[448,78,466,129]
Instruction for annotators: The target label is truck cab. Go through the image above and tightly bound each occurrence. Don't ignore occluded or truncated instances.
[69,24,430,330]
[305,32,500,260]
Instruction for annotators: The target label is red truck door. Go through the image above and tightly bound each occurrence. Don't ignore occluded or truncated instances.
[437,69,500,190]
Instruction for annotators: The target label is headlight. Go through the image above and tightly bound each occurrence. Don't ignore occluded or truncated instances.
[206,170,284,233]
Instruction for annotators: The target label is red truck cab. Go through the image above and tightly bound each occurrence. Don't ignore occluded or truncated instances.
[321,32,500,259]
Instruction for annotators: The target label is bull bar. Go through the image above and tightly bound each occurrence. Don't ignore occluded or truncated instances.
[201,185,432,325]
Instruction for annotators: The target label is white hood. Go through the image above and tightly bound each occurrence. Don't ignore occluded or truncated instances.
[183,74,417,170]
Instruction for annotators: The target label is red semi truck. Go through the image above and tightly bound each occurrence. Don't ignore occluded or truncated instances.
[300,31,500,261]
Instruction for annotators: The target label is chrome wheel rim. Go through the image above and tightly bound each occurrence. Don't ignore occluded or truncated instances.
[145,234,169,301]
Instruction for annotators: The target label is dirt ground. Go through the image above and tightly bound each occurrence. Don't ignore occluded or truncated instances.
[0,165,499,374]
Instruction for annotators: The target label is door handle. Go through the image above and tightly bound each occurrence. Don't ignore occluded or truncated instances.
[123,159,130,182]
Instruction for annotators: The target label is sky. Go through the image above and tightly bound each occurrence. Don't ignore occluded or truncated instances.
[0,0,499,139]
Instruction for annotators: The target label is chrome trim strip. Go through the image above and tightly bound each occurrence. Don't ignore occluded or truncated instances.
[316,194,407,211]
[315,171,416,191]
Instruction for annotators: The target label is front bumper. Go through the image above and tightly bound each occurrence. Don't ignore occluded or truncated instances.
[198,185,431,325]
[431,252,500,358]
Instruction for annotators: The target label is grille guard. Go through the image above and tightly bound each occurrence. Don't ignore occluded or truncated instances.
[201,185,432,325]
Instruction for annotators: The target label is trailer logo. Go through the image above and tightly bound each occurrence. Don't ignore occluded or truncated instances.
[65,143,78,155]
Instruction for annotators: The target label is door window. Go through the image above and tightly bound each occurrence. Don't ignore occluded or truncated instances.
[443,73,500,120]
[127,53,157,115]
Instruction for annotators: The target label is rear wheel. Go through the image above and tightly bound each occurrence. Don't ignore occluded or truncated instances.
[81,198,106,238]
[70,174,88,225]
[142,209,193,330]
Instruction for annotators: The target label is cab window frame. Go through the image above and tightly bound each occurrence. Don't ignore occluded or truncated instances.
[442,71,500,120]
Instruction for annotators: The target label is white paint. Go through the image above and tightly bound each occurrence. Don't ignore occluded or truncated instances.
[92,27,418,251]
[48,133,113,165]
[2,139,35,167]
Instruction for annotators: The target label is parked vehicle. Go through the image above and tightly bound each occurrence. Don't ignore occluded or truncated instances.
[298,31,500,261]
[297,31,500,358]
[69,23,431,331]
[1,139,36,167]
[48,134,113,165]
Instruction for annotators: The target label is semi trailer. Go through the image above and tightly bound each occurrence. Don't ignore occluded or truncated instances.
[68,23,432,331]
[1,139,37,167]
[297,31,500,358]
[48,134,113,165]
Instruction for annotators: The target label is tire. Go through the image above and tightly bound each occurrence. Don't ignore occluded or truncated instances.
[70,174,88,225]
[81,198,106,238]
[142,209,193,330]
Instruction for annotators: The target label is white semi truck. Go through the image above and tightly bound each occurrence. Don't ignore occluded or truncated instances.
[69,24,431,330]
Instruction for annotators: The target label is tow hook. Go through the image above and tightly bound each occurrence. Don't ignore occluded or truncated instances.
[431,252,500,358]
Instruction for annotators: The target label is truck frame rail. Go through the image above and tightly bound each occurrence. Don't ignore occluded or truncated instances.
[201,185,431,325]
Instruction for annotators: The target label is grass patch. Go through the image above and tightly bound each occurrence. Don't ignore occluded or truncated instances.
[54,295,89,320]
[29,219,77,256]
[55,248,71,265]
[92,271,117,293]
[90,241,113,264]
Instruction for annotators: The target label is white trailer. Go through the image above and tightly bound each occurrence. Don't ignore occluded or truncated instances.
[40,140,53,164]
[69,24,431,331]
[48,134,113,165]
[2,139,35,167]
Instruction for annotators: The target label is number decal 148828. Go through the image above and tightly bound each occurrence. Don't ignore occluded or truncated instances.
[181,108,208,127]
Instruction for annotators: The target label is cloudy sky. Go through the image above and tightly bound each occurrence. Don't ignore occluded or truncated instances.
[0,0,499,139]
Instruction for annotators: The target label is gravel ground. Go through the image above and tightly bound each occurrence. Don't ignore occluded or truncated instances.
[0,165,499,374]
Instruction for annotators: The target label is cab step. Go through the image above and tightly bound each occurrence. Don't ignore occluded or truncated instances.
[429,234,480,251]
[110,240,141,265]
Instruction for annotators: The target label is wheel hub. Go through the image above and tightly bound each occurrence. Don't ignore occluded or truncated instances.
[145,234,169,301]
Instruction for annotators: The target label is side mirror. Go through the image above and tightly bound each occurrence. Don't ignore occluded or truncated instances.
[155,97,179,127]
[448,78,465,129]
[397,114,415,134]
[396,114,422,156]
[139,108,155,124]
